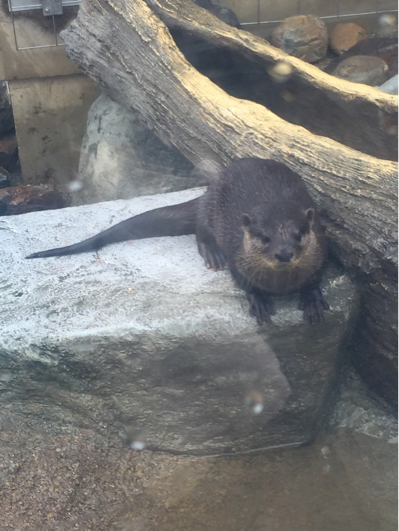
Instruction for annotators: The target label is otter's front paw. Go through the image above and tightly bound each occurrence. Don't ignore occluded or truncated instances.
[299,287,329,324]
[197,241,227,271]
[247,291,276,325]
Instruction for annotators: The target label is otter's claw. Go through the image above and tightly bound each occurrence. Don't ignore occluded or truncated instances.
[247,291,276,325]
[197,242,227,271]
[299,287,329,324]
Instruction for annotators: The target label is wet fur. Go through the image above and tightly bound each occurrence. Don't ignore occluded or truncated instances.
[26,158,328,324]
[195,158,328,323]
[236,226,323,294]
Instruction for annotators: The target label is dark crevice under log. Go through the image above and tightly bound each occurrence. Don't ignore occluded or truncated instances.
[60,0,397,406]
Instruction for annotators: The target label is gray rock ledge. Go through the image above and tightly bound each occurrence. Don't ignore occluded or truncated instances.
[0,189,358,455]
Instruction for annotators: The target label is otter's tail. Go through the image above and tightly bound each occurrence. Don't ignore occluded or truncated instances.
[26,198,199,259]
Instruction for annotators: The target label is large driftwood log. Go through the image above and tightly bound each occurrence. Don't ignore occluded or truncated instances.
[151,0,398,161]
[61,0,397,405]
[60,0,396,272]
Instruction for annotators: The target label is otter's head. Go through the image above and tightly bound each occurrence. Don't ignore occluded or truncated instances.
[241,202,316,269]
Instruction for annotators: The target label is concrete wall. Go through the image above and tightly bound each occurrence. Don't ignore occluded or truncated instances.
[0,4,99,191]
[9,74,99,188]
[224,0,398,24]
[0,6,80,80]
[223,0,397,38]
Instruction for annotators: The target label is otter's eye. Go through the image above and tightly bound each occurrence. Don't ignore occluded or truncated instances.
[293,233,302,242]
[261,235,271,244]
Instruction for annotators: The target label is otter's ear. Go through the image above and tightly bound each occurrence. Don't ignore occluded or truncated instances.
[305,208,315,225]
[242,213,252,227]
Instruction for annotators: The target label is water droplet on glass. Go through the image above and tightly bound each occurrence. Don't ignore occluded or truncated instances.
[68,180,84,192]
[268,61,294,83]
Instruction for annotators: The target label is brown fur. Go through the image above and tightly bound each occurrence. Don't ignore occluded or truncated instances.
[236,226,324,294]
[26,157,328,324]
[196,158,329,323]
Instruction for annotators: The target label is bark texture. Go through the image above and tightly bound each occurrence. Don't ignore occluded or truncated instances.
[60,0,397,406]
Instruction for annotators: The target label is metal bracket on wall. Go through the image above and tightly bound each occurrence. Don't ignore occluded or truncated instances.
[42,0,63,16]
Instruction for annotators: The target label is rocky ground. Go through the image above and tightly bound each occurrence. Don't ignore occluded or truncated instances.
[0,371,396,531]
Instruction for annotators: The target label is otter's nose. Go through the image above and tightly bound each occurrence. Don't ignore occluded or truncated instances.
[275,250,293,263]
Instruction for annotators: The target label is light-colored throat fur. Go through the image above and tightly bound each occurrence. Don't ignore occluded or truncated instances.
[236,228,324,294]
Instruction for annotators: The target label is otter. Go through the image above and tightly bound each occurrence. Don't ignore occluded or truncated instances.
[26,158,329,324]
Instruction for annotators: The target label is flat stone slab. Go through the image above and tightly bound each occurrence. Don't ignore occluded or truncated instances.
[0,189,358,454]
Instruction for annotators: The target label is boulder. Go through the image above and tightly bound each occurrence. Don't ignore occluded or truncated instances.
[324,37,397,78]
[192,0,240,28]
[271,15,328,63]
[329,22,367,55]
[73,94,198,206]
[377,74,398,95]
[0,188,358,454]
[332,55,388,86]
